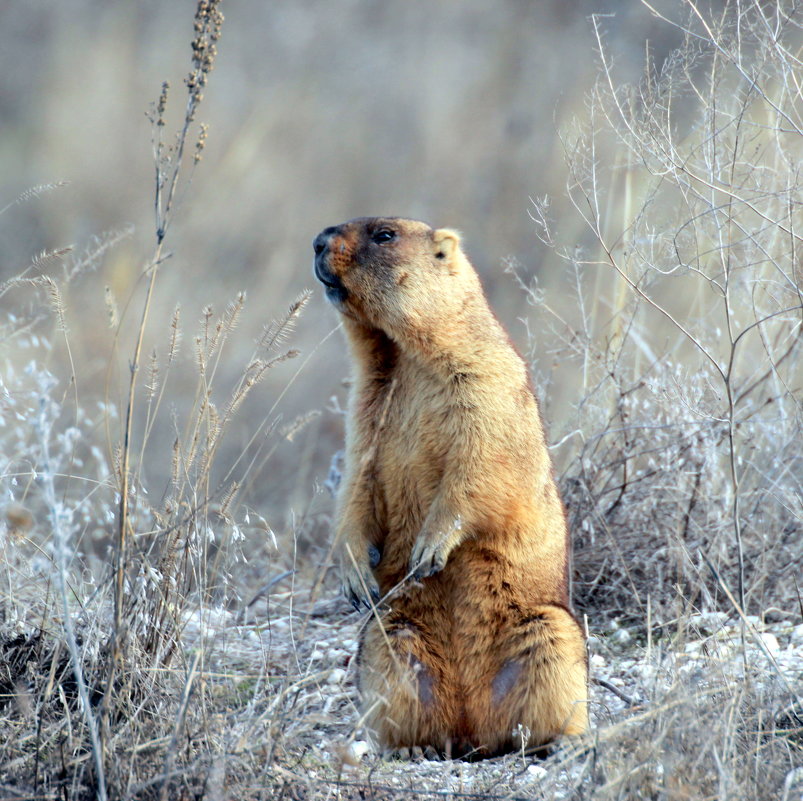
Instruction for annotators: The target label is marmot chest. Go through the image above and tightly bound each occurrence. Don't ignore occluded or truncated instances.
[372,370,454,533]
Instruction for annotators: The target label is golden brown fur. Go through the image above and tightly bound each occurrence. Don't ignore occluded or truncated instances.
[313,217,588,757]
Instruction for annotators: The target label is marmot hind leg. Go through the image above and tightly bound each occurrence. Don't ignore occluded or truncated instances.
[466,604,589,754]
[358,611,457,753]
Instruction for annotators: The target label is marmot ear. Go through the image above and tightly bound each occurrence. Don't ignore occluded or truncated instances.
[432,228,461,261]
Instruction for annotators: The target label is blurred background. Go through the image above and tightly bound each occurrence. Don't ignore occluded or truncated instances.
[2,0,698,533]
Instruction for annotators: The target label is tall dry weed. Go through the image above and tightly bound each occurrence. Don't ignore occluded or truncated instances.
[515,0,803,628]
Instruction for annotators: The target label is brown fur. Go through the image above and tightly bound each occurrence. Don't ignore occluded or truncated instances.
[313,217,588,757]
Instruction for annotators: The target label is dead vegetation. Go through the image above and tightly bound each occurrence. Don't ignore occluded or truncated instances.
[0,1,801,799]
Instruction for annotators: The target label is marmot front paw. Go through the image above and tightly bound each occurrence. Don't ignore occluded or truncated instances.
[409,533,451,580]
[341,544,381,610]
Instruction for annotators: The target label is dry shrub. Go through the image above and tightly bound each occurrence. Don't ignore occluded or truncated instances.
[0,1,307,797]
[548,659,801,800]
[517,3,803,798]
[515,0,803,626]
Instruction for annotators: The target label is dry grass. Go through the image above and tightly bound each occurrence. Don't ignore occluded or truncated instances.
[1,1,801,799]
[550,0,803,625]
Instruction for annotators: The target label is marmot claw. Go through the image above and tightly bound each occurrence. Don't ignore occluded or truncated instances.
[409,536,449,580]
[342,565,380,611]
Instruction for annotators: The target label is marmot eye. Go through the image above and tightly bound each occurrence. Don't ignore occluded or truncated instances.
[372,229,396,244]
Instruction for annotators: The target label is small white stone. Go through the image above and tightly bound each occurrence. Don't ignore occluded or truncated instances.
[688,611,728,632]
[759,633,780,655]
[351,740,371,759]
[341,639,357,651]
[589,654,606,669]
[611,628,632,646]
[526,764,547,779]
[632,662,657,681]
[327,668,347,685]
[310,649,325,661]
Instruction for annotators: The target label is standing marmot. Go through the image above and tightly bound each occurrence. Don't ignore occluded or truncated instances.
[313,217,588,757]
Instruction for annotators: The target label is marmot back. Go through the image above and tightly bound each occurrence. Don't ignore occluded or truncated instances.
[313,217,588,757]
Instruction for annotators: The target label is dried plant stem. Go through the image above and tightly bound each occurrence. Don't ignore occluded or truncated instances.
[37,394,108,801]
[103,0,224,762]
[159,650,201,801]
[114,245,166,632]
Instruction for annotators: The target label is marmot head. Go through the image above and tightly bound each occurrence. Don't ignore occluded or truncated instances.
[312,217,480,337]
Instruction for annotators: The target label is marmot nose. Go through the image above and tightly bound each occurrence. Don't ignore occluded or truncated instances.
[313,226,339,256]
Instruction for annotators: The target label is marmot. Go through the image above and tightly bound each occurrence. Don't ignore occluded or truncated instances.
[313,217,588,757]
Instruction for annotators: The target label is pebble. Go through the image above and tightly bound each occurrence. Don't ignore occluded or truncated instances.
[327,668,347,685]
[611,628,632,646]
[631,662,658,681]
[687,611,728,632]
[526,764,548,779]
[351,740,371,760]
